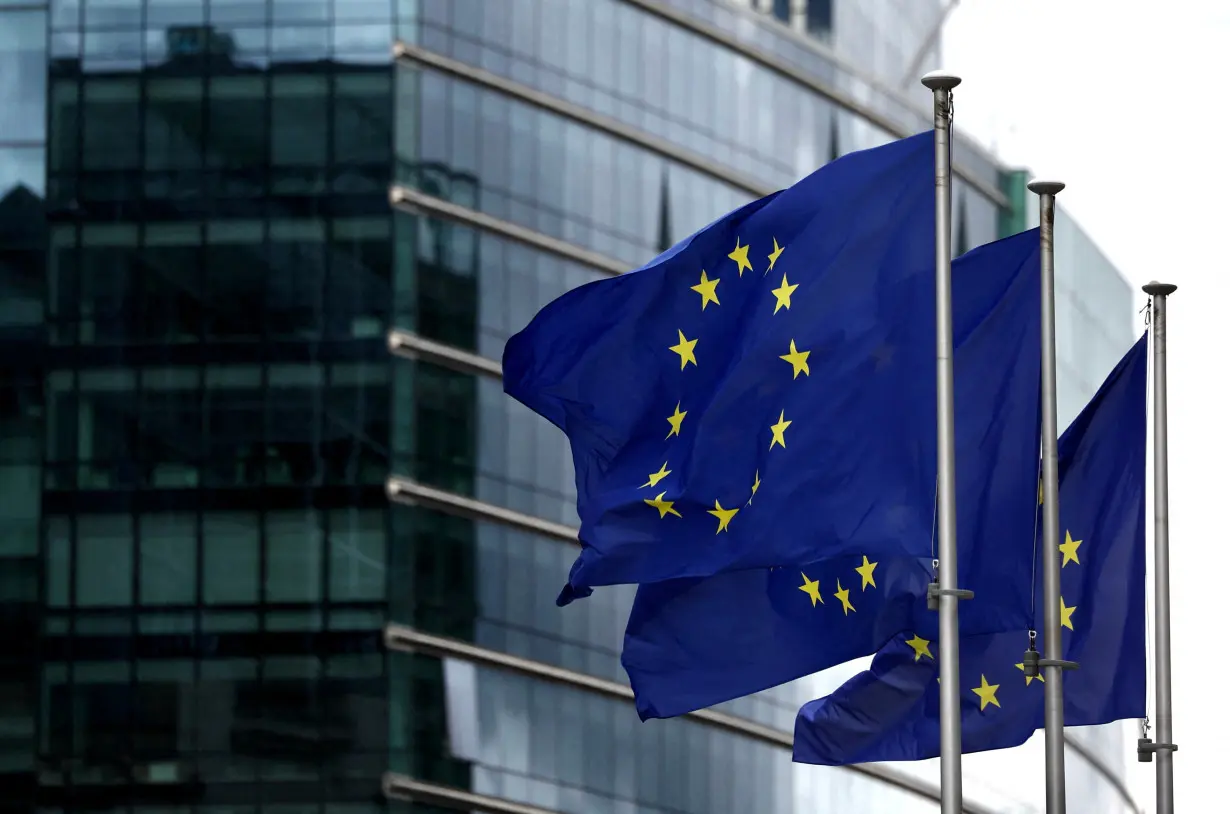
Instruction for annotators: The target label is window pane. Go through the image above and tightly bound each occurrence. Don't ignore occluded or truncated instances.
[139,513,197,605]
[207,76,268,176]
[203,512,259,604]
[328,509,385,601]
[0,10,48,142]
[76,514,134,607]
[82,79,140,170]
[271,74,328,167]
[145,78,205,171]
[45,517,71,608]
[333,73,391,167]
[266,511,324,602]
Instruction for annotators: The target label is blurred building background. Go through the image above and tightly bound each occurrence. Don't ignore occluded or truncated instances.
[0,1,1140,813]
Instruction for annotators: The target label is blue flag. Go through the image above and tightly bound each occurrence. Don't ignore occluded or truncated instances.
[506,132,1039,606]
[621,230,1044,719]
[793,334,1148,765]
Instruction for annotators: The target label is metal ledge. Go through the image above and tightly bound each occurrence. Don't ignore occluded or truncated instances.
[386,475,579,545]
[384,624,1000,814]
[384,775,559,814]
[388,329,503,378]
[389,184,627,277]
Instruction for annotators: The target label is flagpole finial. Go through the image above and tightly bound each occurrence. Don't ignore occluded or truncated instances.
[1028,180,1066,196]
[1143,281,1178,297]
[920,70,961,91]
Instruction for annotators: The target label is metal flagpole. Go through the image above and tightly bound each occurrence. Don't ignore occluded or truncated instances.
[1139,280,1179,813]
[1028,180,1079,814]
[921,70,972,814]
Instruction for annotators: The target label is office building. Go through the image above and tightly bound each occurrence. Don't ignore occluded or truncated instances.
[0,2,1140,813]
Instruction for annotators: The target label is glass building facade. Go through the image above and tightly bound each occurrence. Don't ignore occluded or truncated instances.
[0,2,1138,814]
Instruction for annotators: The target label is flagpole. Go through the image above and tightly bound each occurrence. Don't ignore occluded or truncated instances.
[1143,280,1179,814]
[921,70,970,814]
[1029,180,1077,814]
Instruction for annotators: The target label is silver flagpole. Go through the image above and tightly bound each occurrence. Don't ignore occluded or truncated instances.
[921,70,971,814]
[1142,280,1179,814]
[1029,180,1078,814]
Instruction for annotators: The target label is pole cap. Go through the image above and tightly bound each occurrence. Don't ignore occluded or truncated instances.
[1142,281,1178,297]
[920,71,961,91]
[1027,180,1065,196]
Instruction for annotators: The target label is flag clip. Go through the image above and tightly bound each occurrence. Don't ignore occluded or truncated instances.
[926,560,974,610]
[925,580,974,611]
[1021,633,1041,678]
[1137,737,1178,763]
[1023,629,1079,674]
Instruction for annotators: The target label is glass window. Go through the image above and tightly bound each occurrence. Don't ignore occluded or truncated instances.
[270,23,330,63]
[204,220,264,342]
[145,77,205,171]
[0,146,47,331]
[139,513,197,605]
[209,0,267,25]
[329,217,392,339]
[328,509,385,601]
[333,73,392,167]
[82,78,140,171]
[266,510,324,602]
[76,514,134,607]
[49,80,78,175]
[141,223,204,343]
[137,367,203,486]
[272,0,329,25]
[271,74,328,168]
[78,223,137,345]
[145,0,205,27]
[0,10,48,143]
[203,512,260,604]
[83,0,140,29]
[207,75,268,179]
[266,219,326,340]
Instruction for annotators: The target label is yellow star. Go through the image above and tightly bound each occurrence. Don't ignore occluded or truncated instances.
[641,462,671,489]
[707,500,739,533]
[1015,662,1046,686]
[728,238,753,276]
[779,339,810,379]
[905,634,933,662]
[690,270,721,310]
[972,674,1001,711]
[644,492,681,519]
[665,402,686,438]
[1038,477,1044,505]
[1059,530,1082,567]
[855,555,878,590]
[1060,596,1076,630]
[669,329,698,369]
[768,410,791,449]
[770,272,798,314]
[834,579,855,615]
[767,237,784,272]
[798,572,824,607]
[748,470,760,504]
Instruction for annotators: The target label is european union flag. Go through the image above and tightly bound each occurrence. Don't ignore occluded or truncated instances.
[622,229,1044,719]
[792,334,1147,765]
[506,132,1044,606]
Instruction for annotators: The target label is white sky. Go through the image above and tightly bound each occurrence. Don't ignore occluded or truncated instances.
[941,2,1230,811]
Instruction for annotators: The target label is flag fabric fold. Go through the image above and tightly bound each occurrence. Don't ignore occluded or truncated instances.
[792,333,1148,765]
[622,229,1044,719]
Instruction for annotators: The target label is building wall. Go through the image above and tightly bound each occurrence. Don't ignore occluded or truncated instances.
[0,2,1139,814]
